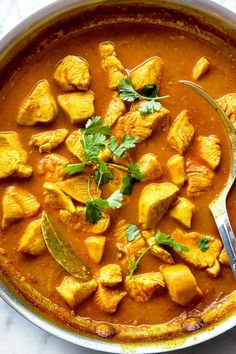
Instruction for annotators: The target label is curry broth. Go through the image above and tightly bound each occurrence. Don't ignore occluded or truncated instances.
[0,23,236,328]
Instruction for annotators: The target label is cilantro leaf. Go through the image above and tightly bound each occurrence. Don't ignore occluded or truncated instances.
[121,163,143,196]
[109,134,139,158]
[85,198,109,224]
[141,84,158,97]
[81,133,106,159]
[64,163,87,175]
[128,163,143,181]
[82,116,110,136]
[118,77,140,102]
[107,190,123,209]
[126,224,140,242]
[95,159,114,186]
[139,100,162,116]
[197,237,209,252]
[155,230,189,252]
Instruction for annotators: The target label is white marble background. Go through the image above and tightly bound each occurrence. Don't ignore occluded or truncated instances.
[0,0,236,353]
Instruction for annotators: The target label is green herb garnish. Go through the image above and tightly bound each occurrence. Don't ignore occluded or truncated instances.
[63,162,87,175]
[197,237,209,252]
[121,163,144,195]
[81,116,110,136]
[108,134,138,158]
[126,224,140,242]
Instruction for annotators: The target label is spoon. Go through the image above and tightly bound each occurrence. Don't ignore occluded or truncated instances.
[179,80,236,279]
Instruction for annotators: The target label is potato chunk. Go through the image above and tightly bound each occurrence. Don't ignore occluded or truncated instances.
[169,197,195,228]
[18,219,46,255]
[57,92,95,124]
[192,57,210,81]
[0,132,32,179]
[29,129,68,153]
[125,273,165,302]
[142,230,174,264]
[56,276,97,308]
[95,284,126,313]
[160,264,202,306]
[138,153,163,181]
[54,55,91,91]
[43,182,75,212]
[2,186,40,229]
[37,153,69,182]
[198,135,221,170]
[130,57,164,91]
[85,236,106,264]
[103,93,126,127]
[167,154,186,187]
[17,80,58,126]
[98,264,122,287]
[186,160,214,197]
[217,93,236,130]
[167,110,194,154]
[99,41,126,89]
[138,183,179,229]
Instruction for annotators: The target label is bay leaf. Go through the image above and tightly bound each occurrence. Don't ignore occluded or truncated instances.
[41,212,91,281]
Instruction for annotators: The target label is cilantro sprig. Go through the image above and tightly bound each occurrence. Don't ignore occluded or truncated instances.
[197,237,209,252]
[108,135,138,158]
[120,163,144,195]
[118,77,169,115]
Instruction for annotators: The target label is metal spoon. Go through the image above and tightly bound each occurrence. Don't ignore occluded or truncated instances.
[179,80,236,279]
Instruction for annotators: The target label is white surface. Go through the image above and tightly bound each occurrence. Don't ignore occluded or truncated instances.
[0,0,236,353]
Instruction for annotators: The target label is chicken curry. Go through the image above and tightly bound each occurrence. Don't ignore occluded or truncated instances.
[0,4,236,343]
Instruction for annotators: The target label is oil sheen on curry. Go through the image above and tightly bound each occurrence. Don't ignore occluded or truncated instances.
[0,17,236,342]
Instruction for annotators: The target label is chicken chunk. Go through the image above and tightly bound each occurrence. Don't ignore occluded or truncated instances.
[219,248,230,267]
[99,41,126,89]
[0,132,32,179]
[95,284,126,313]
[58,175,101,204]
[85,236,106,264]
[138,183,179,229]
[186,160,215,197]
[192,57,210,81]
[18,219,46,255]
[37,153,69,182]
[160,264,202,306]
[98,264,122,287]
[17,80,58,126]
[2,186,40,229]
[169,197,195,228]
[138,153,163,181]
[115,105,169,142]
[142,230,174,264]
[198,135,221,170]
[56,276,97,308]
[65,130,86,161]
[43,182,75,212]
[167,154,186,187]
[130,57,164,91]
[29,129,68,153]
[217,93,236,131]
[172,228,222,276]
[54,55,91,91]
[59,207,111,234]
[57,92,95,124]
[167,110,194,154]
[103,93,126,127]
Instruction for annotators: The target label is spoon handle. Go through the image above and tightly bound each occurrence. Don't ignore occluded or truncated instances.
[212,208,236,279]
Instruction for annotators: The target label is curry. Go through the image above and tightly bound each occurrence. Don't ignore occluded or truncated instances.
[0,4,236,343]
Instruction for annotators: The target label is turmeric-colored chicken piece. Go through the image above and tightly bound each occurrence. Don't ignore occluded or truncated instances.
[219,248,230,267]
[186,160,215,197]
[2,186,40,229]
[43,182,75,212]
[85,236,106,264]
[54,55,91,91]
[56,275,97,308]
[172,228,222,277]
[130,57,164,91]
[98,264,123,287]
[65,130,86,161]
[29,129,68,153]
[125,273,165,302]
[99,41,126,89]
[103,93,126,127]
[17,80,58,126]
[0,132,32,179]
[58,92,95,124]
[169,197,195,228]
[138,153,163,181]
[198,135,221,170]
[18,219,46,256]
[95,284,126,313]
[160,264,202,306]
[192,57,210,81]
[37,153,69,182]
[138,183,179,229]
[167,110,194,154]
[166,154,186,187]
[142,230,174,264]
[217,93,236,131]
